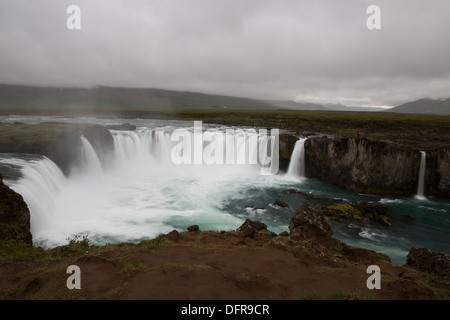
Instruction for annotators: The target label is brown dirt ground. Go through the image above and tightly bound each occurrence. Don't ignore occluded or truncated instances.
[1,229,449,300]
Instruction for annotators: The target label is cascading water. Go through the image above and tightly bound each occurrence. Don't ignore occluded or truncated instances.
[416,150,426,200]
[7,127,280,247]
[8,157,67,235]
[286,138,307,178]
[80,135,103,174]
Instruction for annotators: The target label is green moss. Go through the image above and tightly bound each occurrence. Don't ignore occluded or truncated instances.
[120,260,147,275]
[335,238,346,250]
[325,203,363,221]
[66,234,91,252]
[379,216,392,227]
[0,240,46,261]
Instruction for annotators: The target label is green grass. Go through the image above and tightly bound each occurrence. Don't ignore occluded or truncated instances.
[1,108,449,150]
[120,260,148,275]
[160,263,213,270]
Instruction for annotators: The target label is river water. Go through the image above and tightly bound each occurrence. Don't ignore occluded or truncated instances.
[1,115,449,265]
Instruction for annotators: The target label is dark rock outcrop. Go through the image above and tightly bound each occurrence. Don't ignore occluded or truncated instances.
[323,201,391,226]
[166,230,180,240]
[279,133,299,160]
[0,174,32,245]
[237,219,268,238]
[187,225,200,232]
[272,200,289,208]
[406,247,450,277]
[289,204,333,242]
[428,146,450,198]
[279,133,299,171]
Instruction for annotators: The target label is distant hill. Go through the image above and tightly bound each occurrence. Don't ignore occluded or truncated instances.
[0,84,329,112]
[387,98,450,115]
[264,100,328,111]
[0,84,281,110]
[320,103,386,112]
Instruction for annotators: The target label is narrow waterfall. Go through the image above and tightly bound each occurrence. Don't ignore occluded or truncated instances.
[416,150,426,199]
[80,135,103,174]
[287,138,307,178]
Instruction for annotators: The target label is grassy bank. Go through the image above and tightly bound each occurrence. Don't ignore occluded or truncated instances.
[1,107,449,148]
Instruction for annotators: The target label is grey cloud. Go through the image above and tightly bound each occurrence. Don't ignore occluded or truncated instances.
[0,0,449,107]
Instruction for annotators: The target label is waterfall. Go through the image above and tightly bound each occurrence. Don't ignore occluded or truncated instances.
[416,150,426,200]
[9,157,67,234]
[287,138,307,178]
[6,126,280,247]
[111,129,172,166]
[80,135,103,174]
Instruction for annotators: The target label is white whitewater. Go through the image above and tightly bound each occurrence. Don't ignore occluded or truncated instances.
[9,157,67,234]
[287,138,307,178]
[80,135,103,174]
[416,151,426,200]
[9,128,282,247]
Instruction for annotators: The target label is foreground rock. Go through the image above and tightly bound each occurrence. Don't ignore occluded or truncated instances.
[236,219,270,238]
[0,174,32,246]
[323,201,391,226]
[0,210,449,299]
[407,247,450,277]
[289,204,334,247]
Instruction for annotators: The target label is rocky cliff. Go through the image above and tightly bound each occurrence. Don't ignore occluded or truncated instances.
[428,146,450,197]
[0,173,32,245]
[303,136,450,197]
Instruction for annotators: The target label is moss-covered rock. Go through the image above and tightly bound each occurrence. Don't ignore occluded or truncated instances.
[323,201,391,226]
[324,203,363,221]
[0,173,32,246]
[289,204,333,241]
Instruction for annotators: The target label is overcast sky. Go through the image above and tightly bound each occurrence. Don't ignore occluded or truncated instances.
[1,0,449,108]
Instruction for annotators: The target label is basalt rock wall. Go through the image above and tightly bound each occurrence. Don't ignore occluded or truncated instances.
[301,136,449,198]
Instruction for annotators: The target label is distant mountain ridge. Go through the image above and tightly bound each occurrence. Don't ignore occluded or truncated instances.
[1,84,449,115]
[387,98,450,115]
[0,84,327,111]
[319,103,387,112]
